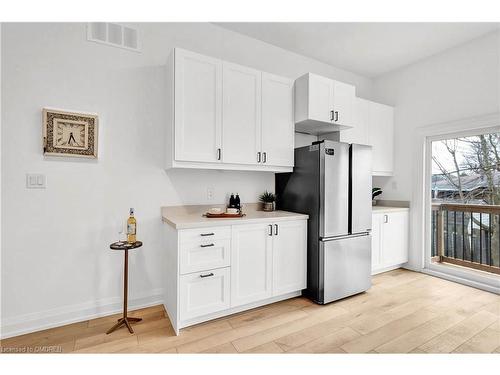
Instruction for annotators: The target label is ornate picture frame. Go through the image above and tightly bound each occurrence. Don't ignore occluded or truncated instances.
[43,108,99,158]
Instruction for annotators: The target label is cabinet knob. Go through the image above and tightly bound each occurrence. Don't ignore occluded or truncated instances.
[200,233,214,237]
[200,243,215,248]
[217,148,221,160]
[384,214,388,223]
[257,152,261,163]
[274,224,278,235]
[268,224,273,236]
[335,111,339,122]
[330,110,334,121]
[263,152,267,163]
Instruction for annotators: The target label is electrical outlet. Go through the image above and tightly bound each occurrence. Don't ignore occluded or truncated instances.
[207,187,214,201]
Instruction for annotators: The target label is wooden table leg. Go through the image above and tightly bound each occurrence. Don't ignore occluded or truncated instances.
[106,249,142,334]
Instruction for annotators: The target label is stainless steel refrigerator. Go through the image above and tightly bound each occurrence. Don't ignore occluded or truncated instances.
[276,140,372,304]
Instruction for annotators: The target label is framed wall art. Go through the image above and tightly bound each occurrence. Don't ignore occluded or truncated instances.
[43,108,99,158]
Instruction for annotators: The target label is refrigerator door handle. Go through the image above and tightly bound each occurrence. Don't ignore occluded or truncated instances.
[320,232,370,242]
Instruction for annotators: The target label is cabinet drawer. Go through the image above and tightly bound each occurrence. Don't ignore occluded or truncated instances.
[179,267,230,321]
[179,226,231,245]
[180,239,230,274]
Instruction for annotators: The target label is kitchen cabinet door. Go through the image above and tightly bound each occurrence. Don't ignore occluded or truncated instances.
[261,73,294,167]
[381,211,409,266]
[371,213,383,272]
[231,223,273,307]
[174,48,222,163]
[332,80,356,128]
[307,73,335,123]
[272,220,307,296]
[179,267,230,321]
[222,62,262,165]
[340,97,369,145]
[370,102,394,176]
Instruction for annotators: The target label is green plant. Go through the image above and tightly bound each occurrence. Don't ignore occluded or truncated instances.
[372,187,382,200]
[259,190,276,203]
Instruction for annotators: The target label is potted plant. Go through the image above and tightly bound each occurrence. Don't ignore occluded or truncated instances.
[259,191,276,212]
[372,187,382,206]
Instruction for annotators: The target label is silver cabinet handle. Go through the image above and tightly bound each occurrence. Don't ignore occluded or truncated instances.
[200,233,214,237]
[263,152,267,163]
[330,110,334,121]
[217,148,221,160]
[274,224,278,235]
[200,272,214,278]
[268,224,273,236]
[335,111,339,122]
[384,214,388,223]
[200,243,214,248]
[257,152,261,163]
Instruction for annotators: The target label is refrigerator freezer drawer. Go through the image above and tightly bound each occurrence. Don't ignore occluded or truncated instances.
[322,234,371,304]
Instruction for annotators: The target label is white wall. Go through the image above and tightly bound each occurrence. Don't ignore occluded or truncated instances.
[371,30,500,269]
[372,30,500,200]
[0,22,373,337]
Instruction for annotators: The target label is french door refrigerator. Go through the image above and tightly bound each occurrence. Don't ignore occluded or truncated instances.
[276,140,372,304]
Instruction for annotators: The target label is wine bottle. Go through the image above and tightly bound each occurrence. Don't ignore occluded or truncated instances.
[235,193,241,209]
[229,193,236,208]
[127,208,137,244]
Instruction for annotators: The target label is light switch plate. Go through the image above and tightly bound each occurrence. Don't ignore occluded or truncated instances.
[26,174,46,189]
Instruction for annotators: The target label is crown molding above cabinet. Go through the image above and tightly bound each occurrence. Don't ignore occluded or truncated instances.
[165,48,294,173]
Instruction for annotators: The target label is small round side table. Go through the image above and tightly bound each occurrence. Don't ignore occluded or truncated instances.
[106,241,143,334]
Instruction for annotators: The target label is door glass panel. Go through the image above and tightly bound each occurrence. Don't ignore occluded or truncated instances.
[430,132,500,274]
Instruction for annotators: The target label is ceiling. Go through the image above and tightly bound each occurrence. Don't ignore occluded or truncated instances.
[214,23,499,78]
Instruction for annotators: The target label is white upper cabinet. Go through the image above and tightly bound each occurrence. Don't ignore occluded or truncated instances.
[294,73,356,135]
[174,49,222,163]
[166,48,294,172]
[261,73,294,168]
[340,97,394,176]
[340,97,369,145]
[222,62,262,165]
[332,80,356,128]
[370,102,394,176]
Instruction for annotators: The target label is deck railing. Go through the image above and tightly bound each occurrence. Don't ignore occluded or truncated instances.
[431,203,500,275]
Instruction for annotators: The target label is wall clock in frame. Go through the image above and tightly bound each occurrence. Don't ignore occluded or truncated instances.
[43,108,99,158]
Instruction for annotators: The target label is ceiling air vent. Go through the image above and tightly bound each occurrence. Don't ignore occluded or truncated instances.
[87,23,140,52]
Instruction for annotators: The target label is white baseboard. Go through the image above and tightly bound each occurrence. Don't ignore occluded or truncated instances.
[371,263,407,275]
[0,288,164,339]
[178,291,302,333]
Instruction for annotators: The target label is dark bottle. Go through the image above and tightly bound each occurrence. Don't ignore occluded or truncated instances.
[235,193,241,209]
[229,193,236,208]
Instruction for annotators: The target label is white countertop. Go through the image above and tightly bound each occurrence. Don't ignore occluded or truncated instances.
[162,203,309,229]
[372,205,409,213]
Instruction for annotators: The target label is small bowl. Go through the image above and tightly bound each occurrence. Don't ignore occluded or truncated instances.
[226,208,239,214]
[208,207,223,214]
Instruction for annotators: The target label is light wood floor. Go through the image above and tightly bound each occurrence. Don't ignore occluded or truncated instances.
[1,269,499,354]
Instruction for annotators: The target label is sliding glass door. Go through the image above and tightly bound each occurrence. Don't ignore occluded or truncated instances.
[427,131,500,278]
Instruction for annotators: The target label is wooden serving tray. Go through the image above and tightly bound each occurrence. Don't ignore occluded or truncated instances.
[203,212,246,218]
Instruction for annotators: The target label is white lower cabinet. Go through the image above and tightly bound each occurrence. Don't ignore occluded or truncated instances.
[272,220,307,295]
[169,218,308,334]
[371,210,409,274]
[231,223,273,307]
[179,267,230,321]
